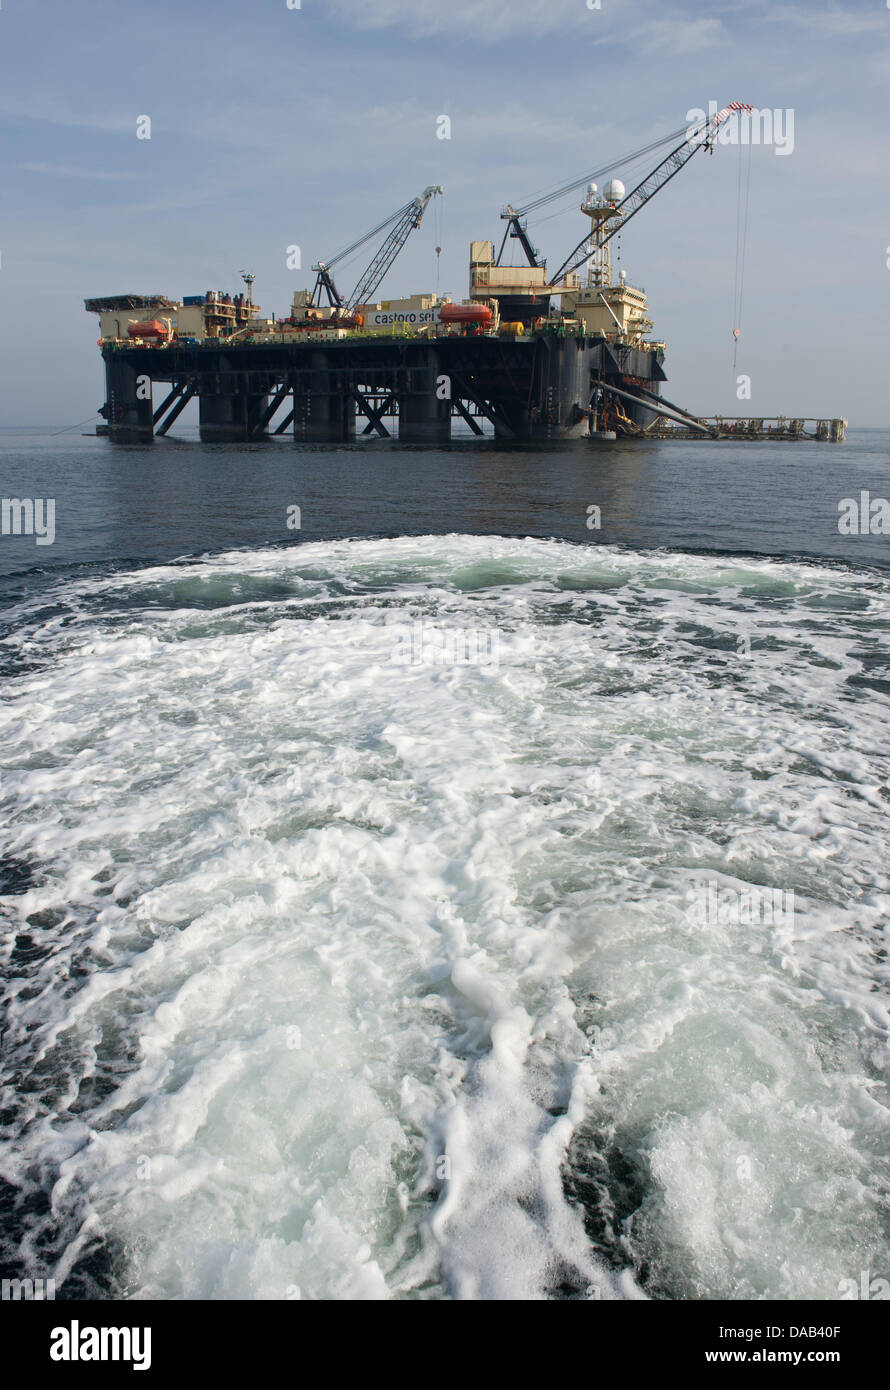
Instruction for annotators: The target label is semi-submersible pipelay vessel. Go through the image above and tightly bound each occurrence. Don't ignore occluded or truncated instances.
[84,106,846,445]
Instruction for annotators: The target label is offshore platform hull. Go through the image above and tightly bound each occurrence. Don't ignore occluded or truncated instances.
[99,333,666,443]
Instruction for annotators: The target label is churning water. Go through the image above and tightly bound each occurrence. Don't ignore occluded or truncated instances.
[1,532,888,1299]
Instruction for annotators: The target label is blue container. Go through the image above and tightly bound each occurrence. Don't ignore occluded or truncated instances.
[182,295,204,306]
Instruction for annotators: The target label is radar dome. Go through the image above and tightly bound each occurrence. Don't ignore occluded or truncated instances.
[604,178,625,203]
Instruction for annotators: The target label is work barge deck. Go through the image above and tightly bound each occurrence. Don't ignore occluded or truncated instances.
[98,333,667,444]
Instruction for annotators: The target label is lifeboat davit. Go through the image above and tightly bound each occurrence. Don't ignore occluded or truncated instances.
[438,303,492,326]
[128,319,168,339]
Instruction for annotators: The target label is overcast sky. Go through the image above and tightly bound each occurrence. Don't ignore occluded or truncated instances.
[0,0,887,426]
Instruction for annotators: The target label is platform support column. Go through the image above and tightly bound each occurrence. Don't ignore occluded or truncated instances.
[199,358,269,441]
[291,355,356,441]
[105,356,154,442]
[399,350,451,443]
[516,335,593,439]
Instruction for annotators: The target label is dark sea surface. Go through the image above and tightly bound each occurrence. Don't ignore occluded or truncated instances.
[1,425,888,1301]
[1,426,889,592]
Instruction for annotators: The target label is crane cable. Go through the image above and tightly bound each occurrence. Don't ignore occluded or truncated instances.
[513,123,692,217]
[524,137,692,234]
[434,193,443,295]
[49,414,104,436]
[732,136,753,371]
[322,198,419,270]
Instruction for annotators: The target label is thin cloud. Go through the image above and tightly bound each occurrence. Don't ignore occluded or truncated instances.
[326,0,725,47]
[16,162,142,181]
[758,2,890,37]
[0,90,134,133]
[328,0,561,39]
[624,17,725,56]
[327,0,625,40]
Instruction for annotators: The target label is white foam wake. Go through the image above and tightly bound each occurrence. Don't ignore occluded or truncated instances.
[0,536,887,1299]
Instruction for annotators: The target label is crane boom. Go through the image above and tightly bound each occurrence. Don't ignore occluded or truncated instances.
[548,104,752,289]
[310,185,443,312]
[346,185,442,310]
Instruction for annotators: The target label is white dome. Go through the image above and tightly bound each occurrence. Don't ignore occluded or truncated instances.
[604,178,625,203]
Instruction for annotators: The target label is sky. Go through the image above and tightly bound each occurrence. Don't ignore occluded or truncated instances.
[0,0,888,425]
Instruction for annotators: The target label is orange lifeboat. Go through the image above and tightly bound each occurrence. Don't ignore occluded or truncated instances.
[438,303,492,326]
[127,319,168,339]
